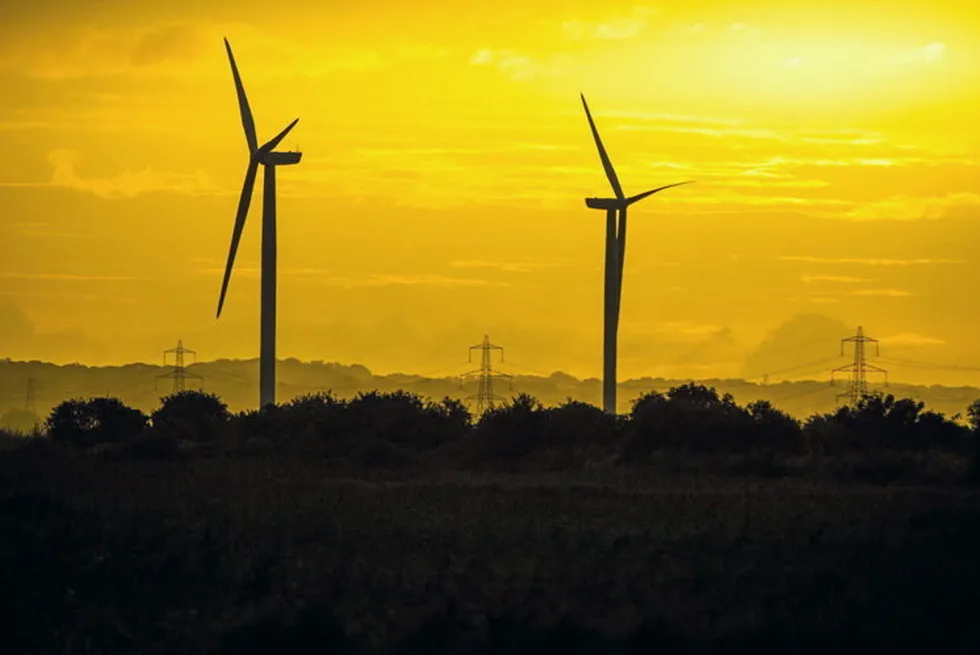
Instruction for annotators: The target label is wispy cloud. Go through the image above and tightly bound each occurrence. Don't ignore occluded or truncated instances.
[0,289,136,304]
[0,271,149,282]
[782,256,967,266]
[801,275,874,284]
[449,258,573,273]
[843,192,980,221]
[0,22,388,80]
[0,149,225,199]
[879,333,945,346]
[848,289,913,297]
[197,267,333,280]
[198,266,507,289]
[632,321,728,338]
[468,48,540,81]
[318,274,507,289]
[561,7,659,41]
[0,23,208,79]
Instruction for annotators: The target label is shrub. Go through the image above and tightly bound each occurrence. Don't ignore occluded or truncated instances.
[469,393,546,463]
[624,384,753,459]
[45,397,148,446]
[151,390,230,442]
[345,390,468,451]
[806,393,970,456]
[746,400,803,454]
[537,399,619,467]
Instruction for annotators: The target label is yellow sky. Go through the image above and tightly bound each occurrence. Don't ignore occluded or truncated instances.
[0,0,978,385]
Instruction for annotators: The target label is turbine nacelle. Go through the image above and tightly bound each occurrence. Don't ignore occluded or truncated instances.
[262,151,302,166]
[584,182,694,211]
[585,197,623,210]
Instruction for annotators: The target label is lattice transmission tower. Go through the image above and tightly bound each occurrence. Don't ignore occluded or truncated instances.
[156,340,203,394]
[461,335,512,416]
[831,325,887,406]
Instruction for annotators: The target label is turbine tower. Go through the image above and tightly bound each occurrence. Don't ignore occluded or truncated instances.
[216,38,302,409]
[580,94,692,414]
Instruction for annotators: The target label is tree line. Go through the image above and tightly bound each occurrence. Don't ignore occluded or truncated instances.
[5,383,980,484]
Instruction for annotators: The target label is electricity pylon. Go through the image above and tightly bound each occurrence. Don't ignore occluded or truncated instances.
[831,325,887,406]
[156,340,203,394]
[461,335,512,416]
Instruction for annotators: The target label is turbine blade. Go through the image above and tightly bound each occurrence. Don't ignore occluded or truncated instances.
[625,181,694,205]
[216,159,259,318]
[224,38,258,155]
[259,118,299,154]
[581,93,625,201]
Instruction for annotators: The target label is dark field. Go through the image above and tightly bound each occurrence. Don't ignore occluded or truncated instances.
[4,449,980,654]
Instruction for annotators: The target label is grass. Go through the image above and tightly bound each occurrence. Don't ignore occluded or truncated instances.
[3,447,980,653]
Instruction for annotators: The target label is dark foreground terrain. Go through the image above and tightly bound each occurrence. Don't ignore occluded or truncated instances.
[3,447,980,654]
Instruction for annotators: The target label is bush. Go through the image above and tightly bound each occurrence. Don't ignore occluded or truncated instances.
[45,397,148,446]
[805,393,971,457]
[468,393,546,463]
[624,384,754,460]
[152,390,230,442]
[746,400,803,455]
[536,399,620,467]
[344,390,469,451]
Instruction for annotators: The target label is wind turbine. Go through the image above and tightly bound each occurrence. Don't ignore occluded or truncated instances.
[216,38,302,409]
[580,93,692,414]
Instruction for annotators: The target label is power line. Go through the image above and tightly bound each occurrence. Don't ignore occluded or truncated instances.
[460,335,512,417]
[156,340,203,394]
[877,356,980,374]
[831,326,887,406]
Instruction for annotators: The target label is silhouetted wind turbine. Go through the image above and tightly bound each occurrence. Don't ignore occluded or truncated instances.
[216,38,302,409]
[580,93,692,414]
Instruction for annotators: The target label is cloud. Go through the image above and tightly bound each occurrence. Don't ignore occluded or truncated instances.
[197,267,506,289]
[629,321,728,338]
[801,275,874,284]
[468,48,540,81]
[0,272,148,282]
[0,289,137,304]
[0,23,207,79]
[319,274,507,289]
[879,333,945,346]
[128,23,208,67]
[742,313,852,380]
[727,22,763,38]
[0,120,51,131]
[848,289,913,297]
[3,149,225,199]
[197,267,334,280]
[449,258,572,273]
[0,21,387,80]
[843,192,980,221]
[561,7,658,41]
[781,256,967,266]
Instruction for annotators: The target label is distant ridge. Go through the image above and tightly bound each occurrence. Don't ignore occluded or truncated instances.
[2,358,978,424]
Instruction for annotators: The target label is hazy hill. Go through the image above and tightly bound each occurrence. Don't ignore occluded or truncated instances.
[2,357,979,428]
